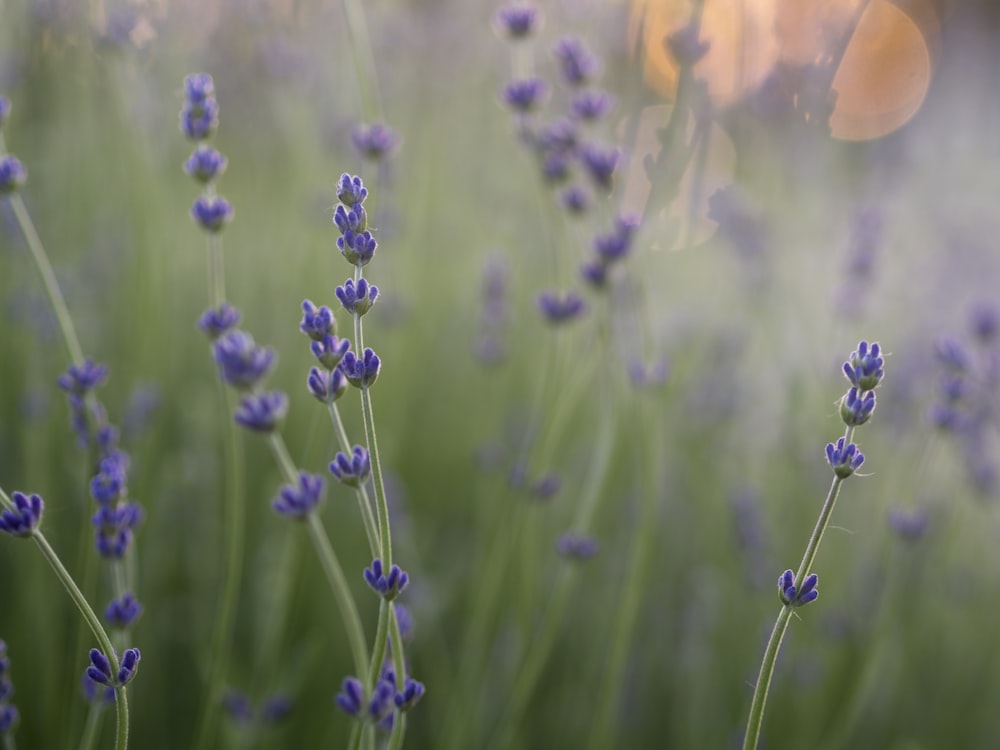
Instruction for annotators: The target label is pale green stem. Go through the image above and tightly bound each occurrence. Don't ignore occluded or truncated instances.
[3,733,15,750]
[340,0,384,122]
[6,194,85,365]
[366,599,390,690]
[742,424,855,750]
[386,714,407,750]
[327,401,380,558]
[76,701,103,750]
[359,383,392,567]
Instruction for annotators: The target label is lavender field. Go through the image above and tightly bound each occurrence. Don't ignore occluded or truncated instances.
[1,1,998,748]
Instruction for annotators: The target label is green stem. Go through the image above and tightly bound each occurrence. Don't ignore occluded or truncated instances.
[76,701,103,750]
[113,687,129,750]
[360,383,392,567]
[366,599,390,689]
[340,0,384,122]
[3,733,15,750]
[305,512,370,681]
[742,425,855,750]
[386,714,407,750]
[6,194,85,365]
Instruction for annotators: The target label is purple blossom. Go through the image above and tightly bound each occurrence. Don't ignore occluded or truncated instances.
[183,73,215,103]
[502,78,548,112]
[92,501,143,559]
[0,154,26,194]
[336,677,364,717]
[556,532,599,560]
[334,201,369,235]
[840,386,876,426]
[234,391,288,433]
[342,348,381,388]
[213,330,276,390]
[825,437,864,478]
[538,291,586,324]
[198,302,242,340]
[337,229,378,267]
[561,184,590,215]
[191,195,233,233]
[336,173,368,207]
[843,340,885,391]
[179,98,219,141]
[57,359,109,395]
[86,647,141,687]
[352,122,400,161]
[183,144,228,184]
[272,472,326,519]
[307,365,348,403]
[778,569,818,607]
[887,507,929,541]
[0,491,44,537]
[105,592,143,629]
[394,677,425,711]
[329,445,371,487]
[300,300,337,341]
[570,89,614,121]
[311,334,351,370]
[364,558,409,601]
[553,36,599,86]
[579,142,621,190]
[336,277,379,316]
[495,3,539,39]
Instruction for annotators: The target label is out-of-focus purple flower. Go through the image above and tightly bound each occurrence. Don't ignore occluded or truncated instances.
[933,337,969,372]
[105,592,143,629]
[970,303,999,344]
[180,73,218,140]
[300,300,337,341]
[887,507,929,541]
[57,359,109,395]
[272,472,325,519]
[538,118,579,153]
[0,491,44,537]
[580,259,609,288]
[579,142,620,190]
[561,184,590,215]
[223,690,254,724]
[495,3,540,39]
[394,603,414,642]
[342,348,381,388]
[234,391,288,433]
[352,122,399,161]
[198,302,242,340]
[184,72,215,103]
[593,214,640,264]
[538,291,586,324]
[336,677,365,718]
[90,457,127,505]
[213,330,276,390]
[394,677,425,711]
[553,36,599,86]
[0,154,26,194]
[571,89,614,121]
[183,144,228,184]
[502,78,549,113]
[529,473,561,500]
[556,531,599,560]
[81,672,115,706]
[368,677,395,722]
[191,195,234,233]
[260,693,293,723]
[0,641,17,733]
[92,501,143,559]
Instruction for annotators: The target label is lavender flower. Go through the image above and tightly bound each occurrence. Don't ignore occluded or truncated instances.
[311,335,351,370]
[0,97,10,129]
[300,300,337,340]
[180,73,219,140]
[223,690,254,724]
[394,677,425,711]
[933,338,969,372]
[502,78,549,113]
[0,491,44,537]
[352,122,400,161]
[580,259,608,288]
[234,391,289,432]
[105,592,143,629]
[368,677,395,722]
[335,677,365,718]
[272,472,326,519]
[538,291,586,324]
[191,195,234,233]
[184,72,215,103]
[839,387,876,426]
[92,501,143,559]
[183,144,228,184]
[561,184,590,215]
[329,446,371,487]
[0,641,18,734]
[0,154,26,194]
[570,89,614,121]
[336,277,379,316]
[338,229,378,267]
[307,365,348,403]
[364,558,409,601]
[553,36,599,86]
[495,3,539,39]
[971,303,999,344]
[213,330,276,390]
[336,172,368,207]
[86,647,141,686]
[90,457,127,505]
[887,507,929,541]
[825,437,864,478]
[777,569,819,607]
[342,348,381,388]
[57,359,109,395]
[579,142,621,191]
[593,214,640,263]
[556,532,599,560]
[529,473,561,500]
[198,302,242,340]
[334,201,369,235]
[842,340,885,391]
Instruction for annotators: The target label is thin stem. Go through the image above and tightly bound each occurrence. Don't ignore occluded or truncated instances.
[742,424,855,750]
[3,734,15,750]
[366,599,390,689]
[6,194,85,365]
[360,384,392,567]
[305,512,370,680]
[386,714,407,750]
[266,433,300,485]
[206,232,226,308]
[340,0,385,122]
[113,687,129,750]
[76,703,103,750]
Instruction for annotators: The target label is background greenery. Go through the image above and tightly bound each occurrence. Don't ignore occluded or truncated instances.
[1,0,999,748]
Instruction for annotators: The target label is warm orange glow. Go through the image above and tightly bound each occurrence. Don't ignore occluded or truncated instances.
[630,0,942,141]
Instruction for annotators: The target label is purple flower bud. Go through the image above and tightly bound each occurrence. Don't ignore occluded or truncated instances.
[495,3,540,39]
[307,365,348,403]
[825,437,864,478]
[183,73,215,104]
[337,229,378,267]
[329,445,371,487]
[342,348,381,388]
[334,201,369,235]
[840,386,876,426]
[198,302,242,340]
[234,391,288,433]
[213,330,276,390]
[86,649,114,686]
[843,340,885,390]
[183,144,228,183]
[57,359,109,395]
[556,532,599,560]
[117,647,141,685]
[502,78,548,113]
[0,154,26,194]
[777,569,819,607]
[553,36,599,86]
[579,142,621,191]
[394,677,425,711]
[336,277,379,316]
[105,592,143,629]
[272,472,325,519]
[191,194,233,233]
[570,89,614,121]
[336,173,368,207]
[300,300,337,340]
[0,491,44,537]
[538,291,586,324]
[352,122,400,161]
[666,21,710,66]
[364,558,409,601]
[311,335,351,370]
[335,677,364,717]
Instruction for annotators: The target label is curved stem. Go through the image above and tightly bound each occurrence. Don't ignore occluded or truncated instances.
[76,702,103,750]
[742,424,855,750]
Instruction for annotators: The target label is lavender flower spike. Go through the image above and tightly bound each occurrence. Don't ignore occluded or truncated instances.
[777,569,819,607]
[198,302,242,340]
[364,558,409,601]
[57,358,109,395]
[842,340,885,391]
[336,173,368,207]
[191,195,234,233]
[335,676,365,717]
[0,491,44,537]
[342,348,381,388]
[840,386,876,426]
[213,330,276,390]
[502,78,548,113]
[300,300,337,341]
[272,472,326,519]
[184,144,228,184]
[307,366,348,403]
[495,3,540,39]
[105,592,143,629]
[538,291,586,324]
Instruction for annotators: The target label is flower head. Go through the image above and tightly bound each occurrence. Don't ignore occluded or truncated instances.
[191,195,234,233]
[234,391,288,433]
[579,142,621,191]
[213,330,276,390]
[337,230,378,267]
[300,300,337,341]
[840,386,877,426]
[335,677,365,718]
[394,677,425,712]
[198,302,242,340]
[571,89,614,121]
[92,501,143,559]
[826,437,864,478]
[336,173,368,207]
[0,154,26,194]
[307,365,349,403]
[0,492,44,537]
[502,78,549,113]
[334,201,369,236]
[57,359,109,396]
[538,291,586,324]
[495,3,540,39]
[842,340,885,391]
[778,569,819,607]
[105,592,143,629]
[329,445,371,487]
[311,335,351,370]
[556,532,599,560]
[352,122,400,161]
[272,472,325,519]
[0,640,18,733]
[183,144,228,184]
[553,36,599,86]
[364,558,409,601]
[342,348,381,388]
[336,277,379,317]
[86,647,141,687]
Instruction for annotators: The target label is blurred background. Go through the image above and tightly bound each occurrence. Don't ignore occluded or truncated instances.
[1,0,1000,748]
